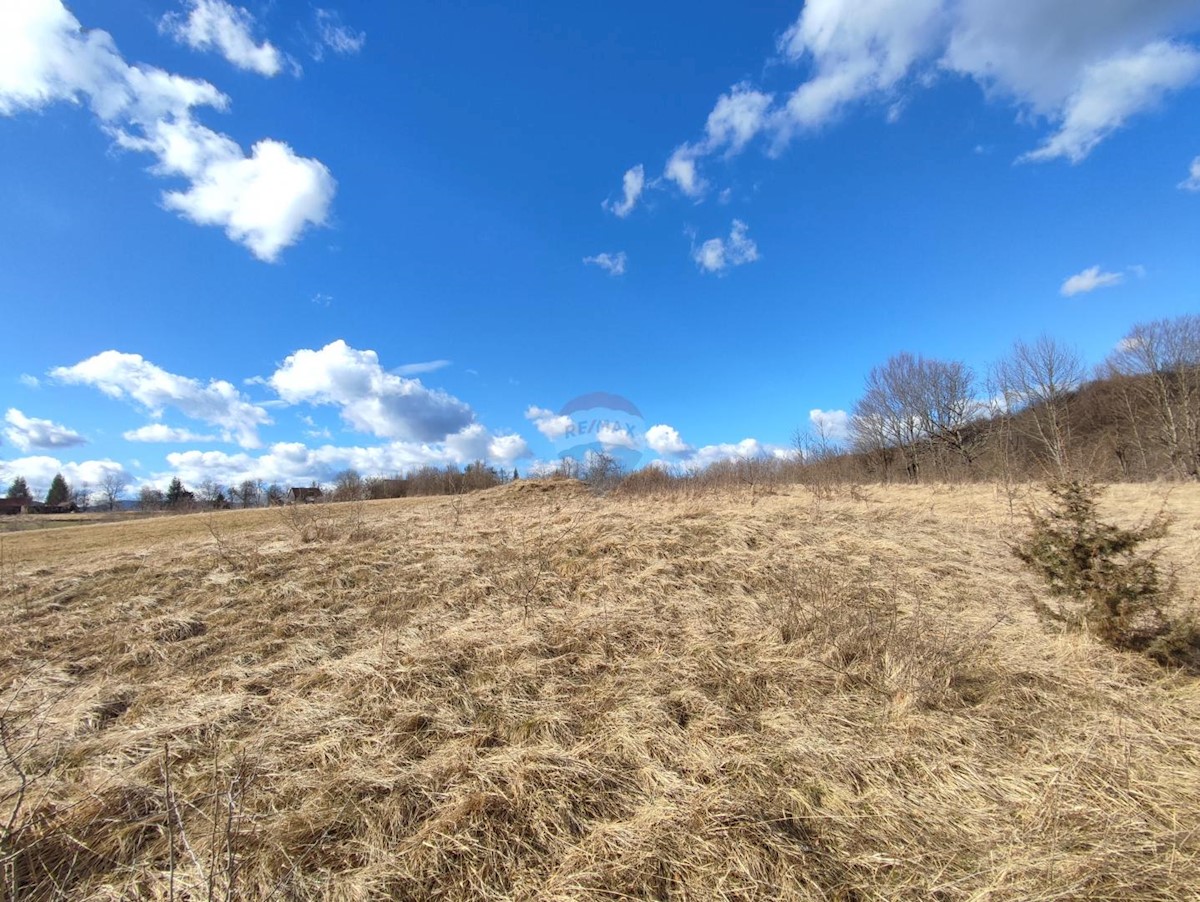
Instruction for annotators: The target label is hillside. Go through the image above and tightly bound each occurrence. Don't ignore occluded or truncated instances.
[2,481,1200,900]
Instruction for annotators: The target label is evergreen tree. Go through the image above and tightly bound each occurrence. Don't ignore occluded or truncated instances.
[45,473,71,506]
[513,468,520,481]
[166,477,186,507]
[6,476,31,501]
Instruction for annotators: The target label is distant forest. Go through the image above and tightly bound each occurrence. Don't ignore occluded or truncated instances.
[805,312,1199,484]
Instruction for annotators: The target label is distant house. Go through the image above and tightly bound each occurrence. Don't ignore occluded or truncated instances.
[29,502,78,515]
[290,486,323,504]
[0,497,79,515]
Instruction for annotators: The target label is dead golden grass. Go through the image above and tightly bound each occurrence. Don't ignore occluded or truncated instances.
[2,480,1199,900]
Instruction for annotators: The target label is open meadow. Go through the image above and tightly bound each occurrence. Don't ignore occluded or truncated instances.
[2,480,1199,900]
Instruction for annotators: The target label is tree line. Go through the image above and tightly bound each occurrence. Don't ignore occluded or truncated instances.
[3,472,120,511]
[4,314,1194,508]
[828,313,1199,484]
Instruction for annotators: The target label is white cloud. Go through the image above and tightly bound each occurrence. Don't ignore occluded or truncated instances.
[487,432,533,465]
[776,0,944,136]
[657,0,1200,184]
[154,429,528,489]
[0,455,126,498]
[1060,265,1124,297]
[298,414,333,440]
[525,405,575,440]
[583,251,627,276]
[313,9,366,59]
[18,374,40,389]
[596,424,638,450]
[0,0,334,261]
[52,350,271,448]
[394,360,452,376]
[603,164,645,217]
[693,219,759,274]
[123,424,217,443]
[665,145,706,197]
[639,423,789,468]
[119,122,336,262]
[1021,42,1200,163]
[268,340,475,442]
[705,83,775,154]
[809,408,850,442]
[655,85,775,199]
[645,424,693,456]
[687,438,792,470]
[4,408,87,452]
[440,423,532,465]
[163,0,284,77]
[1181,155,1200,190]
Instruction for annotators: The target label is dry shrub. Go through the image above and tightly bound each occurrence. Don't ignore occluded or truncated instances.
[615,465,676,497]
[275,499,372,545]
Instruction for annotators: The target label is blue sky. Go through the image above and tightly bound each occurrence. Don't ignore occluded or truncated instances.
[2,0,1199,495]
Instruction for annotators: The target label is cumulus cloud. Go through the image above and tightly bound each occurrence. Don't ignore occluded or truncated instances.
[525,406,574,440]
[809,408,850,442]
[583,251,627,276]
[52,350,271,447]
[123,424,217,443]
[117,123,335,262]
[639,423,789,468]
[1181,155,1200,190]
[18,374,40,389]
[0,0,334,260]
[693,219,759,274]
[0,455,126,497]
[1060,265,1124,297]
[596,424,638,450]
[154,429,529,489]
[487,432,533,465]
[268,340,475,442]
[162,0,284,77]
[312,9,366,59]
[645,424,693,456]
[653,0,1200,190]
[4,408,87,452]
[603,164,645,217]
[687,438,792,470]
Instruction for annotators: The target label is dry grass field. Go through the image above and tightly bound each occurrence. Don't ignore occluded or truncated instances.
[2,480,1199,900]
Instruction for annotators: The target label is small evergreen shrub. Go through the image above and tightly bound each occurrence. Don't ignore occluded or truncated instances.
[1015,481,1199,671]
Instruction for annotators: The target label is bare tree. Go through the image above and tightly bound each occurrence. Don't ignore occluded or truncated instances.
[138,486,165,511]
[852,353,983,482]
[582,451,623,494]
[850,409,896,481]
[198,479,226,509]
[99,471,128,512]
[70,480,91,511]
[232,479,263,508]
[920,358,986,471]
[854,353,925,481]
[992,336,1084,479]
[1106,314,1200,479]
[331,469,366,502]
